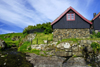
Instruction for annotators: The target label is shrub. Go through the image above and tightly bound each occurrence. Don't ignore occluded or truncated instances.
[96,32,100,38]
[43,27,52,34]
[23,22,53,34]
[91,42,100,52]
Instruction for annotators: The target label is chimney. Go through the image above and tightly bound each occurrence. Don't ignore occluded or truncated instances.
[93,13,96,18]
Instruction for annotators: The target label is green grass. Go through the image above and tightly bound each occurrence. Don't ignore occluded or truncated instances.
[0,33,26,47]
[18,41,31,52]
[32,32,53,44]
[31,49,41,55]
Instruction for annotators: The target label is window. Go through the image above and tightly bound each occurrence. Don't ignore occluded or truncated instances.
[66,13,75,21]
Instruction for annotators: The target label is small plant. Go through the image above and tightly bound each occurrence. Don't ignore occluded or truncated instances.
[56,41,61,45]
[73,55,77,57]
[28,46,31,50]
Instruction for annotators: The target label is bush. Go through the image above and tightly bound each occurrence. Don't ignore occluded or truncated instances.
[91,42,100,52]
[43,27,52,34]
[91,42,99,49]
[23,22,53,34]
[96,32,100,38]
[23,25,34,34]
[91,31,100,38]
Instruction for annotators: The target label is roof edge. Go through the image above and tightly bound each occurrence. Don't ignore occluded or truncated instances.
[51,6,92,25]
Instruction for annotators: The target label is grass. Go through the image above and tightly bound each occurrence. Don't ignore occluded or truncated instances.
[18,41,31,52]
[32,32,53,44]
[0,33,27,47]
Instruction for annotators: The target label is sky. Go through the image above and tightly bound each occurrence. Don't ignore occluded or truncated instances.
[0,0,100,34]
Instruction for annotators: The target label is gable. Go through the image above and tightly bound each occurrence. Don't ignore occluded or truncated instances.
[93,14,100,30]
[92,13,100,21]
[52,9,91,29]
[51,6,92,26]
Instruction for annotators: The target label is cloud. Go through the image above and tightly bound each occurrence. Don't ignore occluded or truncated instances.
[28,0,79,20]
[0,28,15,34]
[0,0,95,34]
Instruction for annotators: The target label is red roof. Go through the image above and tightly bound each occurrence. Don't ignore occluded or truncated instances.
[92,12,100,21]
[51,6,92,25]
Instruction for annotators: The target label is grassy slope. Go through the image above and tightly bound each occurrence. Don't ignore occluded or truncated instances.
[32,32,53,44]
[0,33,24,47]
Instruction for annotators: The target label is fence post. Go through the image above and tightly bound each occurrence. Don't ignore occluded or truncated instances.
[31,39,32,45]
[37,38,38,44]
[47,37,48,45]
[71,45,73,56]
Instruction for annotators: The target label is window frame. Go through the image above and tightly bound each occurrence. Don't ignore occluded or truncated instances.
[66,13,75,21]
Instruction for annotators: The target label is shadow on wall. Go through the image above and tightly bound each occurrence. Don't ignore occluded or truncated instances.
[27,29,45,34]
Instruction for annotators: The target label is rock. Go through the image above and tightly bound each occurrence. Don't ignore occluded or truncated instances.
[63,57,89,67]
[43,40,47,44]
[72,46,79,52]
[55,51,67,57]
[0,39,6,49]
[22,33,36,42]
[64,43,70,48]
[4,36,10,38]
[73,52,83,56]
[57,42,71,49]
[11,36,21,41]
[26,53,65,67]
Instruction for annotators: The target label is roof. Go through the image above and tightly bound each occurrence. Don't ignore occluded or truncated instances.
[92,12,100,21]
[51,6,92,25]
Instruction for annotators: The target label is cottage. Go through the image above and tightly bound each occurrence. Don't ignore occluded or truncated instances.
[92,13,100,33]
[51,6,92,41]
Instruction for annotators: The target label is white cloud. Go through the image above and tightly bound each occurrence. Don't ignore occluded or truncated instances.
[0,28,15,34]
[0,0,95,34]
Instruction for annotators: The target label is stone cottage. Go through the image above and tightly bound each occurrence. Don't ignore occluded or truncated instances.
[51,6,92,41]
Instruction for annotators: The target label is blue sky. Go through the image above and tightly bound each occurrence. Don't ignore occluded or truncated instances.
[0,0,100,34]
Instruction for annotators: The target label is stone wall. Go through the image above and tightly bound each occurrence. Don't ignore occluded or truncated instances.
[53,29,90,41]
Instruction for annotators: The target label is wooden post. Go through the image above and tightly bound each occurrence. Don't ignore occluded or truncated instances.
[71,45,73,56]
[37,38,38,44]
[47,37,48,45]
[31,39,32,45]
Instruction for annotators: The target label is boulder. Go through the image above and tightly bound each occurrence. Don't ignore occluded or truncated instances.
[63,57,91,67]
[0,39,6,49]
[26,53,65,67]
[11,36,21,41]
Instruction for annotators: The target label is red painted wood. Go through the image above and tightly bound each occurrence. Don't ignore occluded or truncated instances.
[66,13,75,21]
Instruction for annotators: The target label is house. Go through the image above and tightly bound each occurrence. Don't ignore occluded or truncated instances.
[51,6,92,41]
[92,13,100,33]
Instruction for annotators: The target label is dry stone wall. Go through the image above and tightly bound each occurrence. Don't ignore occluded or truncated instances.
[53,29,90,41]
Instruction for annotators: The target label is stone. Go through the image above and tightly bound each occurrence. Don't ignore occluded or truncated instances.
[43,40,47,44]
[26,53,65,67]
[57,42,71,49]
[0,39,6,49]
[73,52,83,56]
[53,29,90,41]
[72,46,79,52]
[63,57,87,67]
[64,43,70,48]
